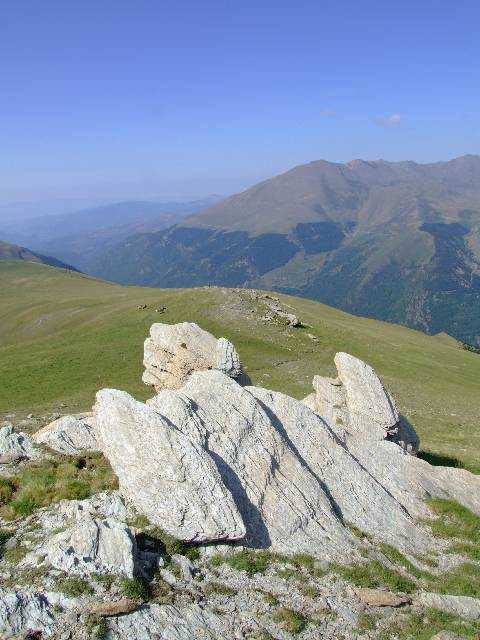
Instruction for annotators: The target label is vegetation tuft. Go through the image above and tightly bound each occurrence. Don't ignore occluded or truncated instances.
[55,576,94,597]
[121,577,150,602]
[274,608,307,634]
[0,453,117,519]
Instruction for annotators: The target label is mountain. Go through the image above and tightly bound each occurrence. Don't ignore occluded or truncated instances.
[0,240,78,271]
[92,155,480,345]
[0,196,221,272]
[1,260,480,474]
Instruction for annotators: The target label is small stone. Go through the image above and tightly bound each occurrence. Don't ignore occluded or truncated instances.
[171,554,196,582]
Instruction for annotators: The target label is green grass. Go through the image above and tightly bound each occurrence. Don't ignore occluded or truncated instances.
[330,560,416,593]
[55,576,94,597]
[0,452,117,519]
[121,577,150,601]
[1,260,480,472]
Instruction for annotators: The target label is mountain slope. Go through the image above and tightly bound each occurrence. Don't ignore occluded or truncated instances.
[0,196,221,272]
[1,260,479,473]
[93,155,480,344]
[0,240,77,271]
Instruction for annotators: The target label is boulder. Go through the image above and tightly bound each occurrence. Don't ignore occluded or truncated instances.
[28,515,137,577]
[33,414,98,455]
[0,423,41,462]
[142,321,244,392]
[303,352,420,454]
[94,388,246,542]
[415,592,480,620]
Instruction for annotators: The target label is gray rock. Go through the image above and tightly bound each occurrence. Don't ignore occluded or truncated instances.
[33,415,98,454]
[0,424,41,461]
[0,588,72,638]
[26,515,137,577]
[142,321,244,392]
[110,602,229,640]
[94,388,246,542]
[303,352,420,453]
[416,592,480,620]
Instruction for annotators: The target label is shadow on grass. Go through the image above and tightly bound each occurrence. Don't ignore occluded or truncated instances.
[418,450,480,475]
[418,450,463,468]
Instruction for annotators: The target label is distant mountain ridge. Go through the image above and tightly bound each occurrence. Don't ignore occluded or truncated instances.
[0,240,78,271]
[93,155,480,345]
[0,196,221,272]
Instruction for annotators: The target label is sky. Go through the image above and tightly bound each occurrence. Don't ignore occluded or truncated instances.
[1,0,479,207]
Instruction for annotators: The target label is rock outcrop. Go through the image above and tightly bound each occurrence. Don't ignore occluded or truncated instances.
[92,328,480,559]
[142,322,244,392]
[0,423,41,463]
[303,352,420,454]
[30,516,137,577]
[33,414,98,455]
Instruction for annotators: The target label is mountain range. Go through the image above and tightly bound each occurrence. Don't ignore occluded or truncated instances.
[90,155,480,345]
[0,196,221,272]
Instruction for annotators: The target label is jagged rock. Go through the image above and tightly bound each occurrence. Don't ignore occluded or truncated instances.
[149,371,355,557]
[26,515,137,577]
[0,588,72,638]
[33,414,98,455]
[94,388,246,542]
[415,592,480,620]
[109,602,229,639]
[248,384,432,552]
[303,352,420,453]
[355,588,411,607]
[142,322,245,392]
[0,424,41,462]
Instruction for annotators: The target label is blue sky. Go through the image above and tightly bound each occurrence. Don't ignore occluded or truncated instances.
[1,0,479,205]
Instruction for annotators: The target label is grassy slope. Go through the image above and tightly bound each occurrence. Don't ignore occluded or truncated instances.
[1,259,479,472]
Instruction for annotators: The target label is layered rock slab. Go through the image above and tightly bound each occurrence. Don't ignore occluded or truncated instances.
[94,388,246,542]
[149,371,353,557]
[303,352,420,454]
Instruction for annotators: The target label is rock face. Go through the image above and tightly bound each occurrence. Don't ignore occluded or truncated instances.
[303,352,420,454]
[0,423,40,463]
[33,414,98,454]
[94,388,246,542]
[142,322,244,392]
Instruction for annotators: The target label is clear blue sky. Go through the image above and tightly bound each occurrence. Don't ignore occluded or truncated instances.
[1,0,479,205]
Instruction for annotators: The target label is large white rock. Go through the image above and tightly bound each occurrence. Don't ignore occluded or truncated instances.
[94,388,246,542]
[416,592,480,620]
[0,589,71,638]
[33,414,98,455]
[149,371,356,558]
[303,352,420,453]
[26,515,137,577]
[142,322,244,391]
